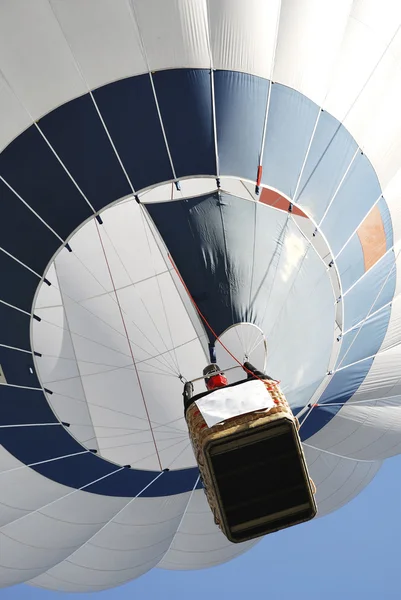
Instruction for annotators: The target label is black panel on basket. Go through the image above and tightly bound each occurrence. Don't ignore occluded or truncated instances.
[207,419,316,542]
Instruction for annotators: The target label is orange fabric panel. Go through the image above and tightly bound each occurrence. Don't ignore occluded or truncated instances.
[259,188,307,218]
[357,205,387,271]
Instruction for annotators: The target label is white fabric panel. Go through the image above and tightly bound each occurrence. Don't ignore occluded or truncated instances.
[30,492,192,591]
[307,305,401,460]
[50,0,146,90]
[98,201,167,286]
[309,264,401,461]
[0,496,129,585]
[141,178,218,203]
[56,221,115,300]
[34,265,62,310]
[215,323,270,382]
[0,75,31,153]
[273,0,353,106]
[0,447,55,528]
[375,280,401,352]
[383,171,401,246]
[33,202,206,469]
[351,344,401,404]
[0,448,73,521]
[325,0,401,124]
[339,33,401,190]
[159,488,258,570]
[263,224,336,411]
[32,307,69,359]
[141,178,259,204]
[303,444,381,517]
[0,446,130,585]
[35,290,99,450]
[315,405,401,461]
[133,0,210,70]
[0,0,86,120]
[324,2,401,122]
[115,275,194,361]
[208,0,281,77]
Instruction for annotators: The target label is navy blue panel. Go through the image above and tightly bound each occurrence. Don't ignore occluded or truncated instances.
[214,71,268,180]
[343,250,396,331]
[0,387,57,425]
[39,94,131,211]
[378,196,393,250]
[86,465,199,497]
[262,85,319,198]
[321,153,382,256]
[94,75,173,190]
[0,424,81,464]
[0,409,200,496]
[0,303,31,350]
[0,126,92,240]
[86,467,159,496]
[336,234,365,291]
[300,358,375,441]
[0,346,38,386]
[296,110,358,222]
[146,191,260,341]
[142,468,199,497]
[35,450,116,488]
[0,179,60,274]
[33,447,199,497]
[153,69,216,178]
[0,250,39,312]
[337,306,391,368]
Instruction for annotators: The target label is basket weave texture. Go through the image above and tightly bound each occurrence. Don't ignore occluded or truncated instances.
[186,379,298,528]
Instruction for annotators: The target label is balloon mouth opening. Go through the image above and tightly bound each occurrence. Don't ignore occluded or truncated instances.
[31,178,342,472]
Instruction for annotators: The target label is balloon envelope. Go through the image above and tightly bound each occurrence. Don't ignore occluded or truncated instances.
[0,0,401,592]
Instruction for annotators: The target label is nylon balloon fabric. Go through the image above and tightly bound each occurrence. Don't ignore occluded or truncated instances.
[0,0,401,592]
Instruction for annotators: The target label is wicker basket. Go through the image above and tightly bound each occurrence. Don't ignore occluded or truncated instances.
[185,378,317,542]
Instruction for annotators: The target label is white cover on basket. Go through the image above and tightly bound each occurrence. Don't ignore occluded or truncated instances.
[195,380,275,427]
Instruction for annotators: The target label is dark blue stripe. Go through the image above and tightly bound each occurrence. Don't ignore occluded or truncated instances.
[86,466,198,497]
[153,69,216,178]
[262,85,319,198]
[343,250,396,331]
[336,234,365,292]
[335,194,394,302]
[0,386,57,426]
[0,250,39,312]
[39,94,131,210]
[0,303,31,350]
[0,346,38,387]
[146,191,265,341]
[0,386,199,496]
[296,109,358,222]
[147,191,233,342]
[0,423,81,463]
[0,126,93,240]
[94,74,173,191]
[214,70,268,181]
[321,152,382,256]
[0,179,60,274]
[337,305,391,368]
[300,357,375,441]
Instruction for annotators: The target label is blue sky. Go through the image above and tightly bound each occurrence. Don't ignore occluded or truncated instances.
[1,454,400,600]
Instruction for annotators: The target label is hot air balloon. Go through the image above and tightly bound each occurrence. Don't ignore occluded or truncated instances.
[1,0,401,592]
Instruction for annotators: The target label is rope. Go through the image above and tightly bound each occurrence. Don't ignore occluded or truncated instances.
[96,221,163,471]
[168,254,273,385]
